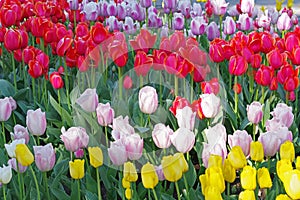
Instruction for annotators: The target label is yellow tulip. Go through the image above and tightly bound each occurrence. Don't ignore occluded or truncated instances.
[276,0,284,11]
[199,174,207,195]
[88,147,103,168]
[69,159,85,179]
[125,188,132,200]
[162,155,182,182]
[123,162,138,182]
[280,141,295,162]
[241,166,257,190]
[122,178,130,189]
[174,153,188,173]
[239,190,255,200]
[15,144,34,166]
[257,167,272,189]
[208,155,223,168]
[223,158,236,183]
[282,170,300,199]
[141,162,159,189]
[250,141,264,162]
[296,156,300,170]
[276,159,293,181]
[228,146,247,169]
[287,0,294,8]
[276,194,292,200]
[205,186,222,200]
[205,167,225,193]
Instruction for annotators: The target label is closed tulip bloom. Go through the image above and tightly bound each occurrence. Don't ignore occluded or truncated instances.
[83,2,98,21]
[61,126,89,152]
[228,130,252,157]
[69,159,85,179]
[0,165,12,184]
[170,127,195,153]
[125,188,132,199]
[96,103,114,126]
[250,141,264,162]
[258,131,282,157]
[240,0,255,15]
[161,155,183,182]
[210,0,229,16]
[247,101,263,124]
[76,88,99,112]
[88,147,103,168]
[141,162,159,189]
[124,134,143,160]
[228,146,247,169]
[205,167,225,193]
[223,158,236,183]
[15,144,34,166]
[174,153,189,173]
[199,174,208,195]
[139,86,158,114]
[280,141,295,162]
[239,190,255,200]
[175,106,196,131]
[229,55,248,76]
[140,0,152,8]
[257,167,272,188]
[26,108,47,136]
[5,139,25,158]
[0,97,12,121]
[276,194,292,200]
[190,16,207,35]
[112,116,135,136]
[208,155,223,168]
[152,123,173,149]
[74,149,84,159]
[123,75,133,89]
[8,158,27,173]
[271,103,294,128]
[108,140,128,166]
[205,186,223,200]
[276,159,293,181]
[277,12,292,31]
[206,22,220,41]
[241,166,257,190]
[123,162,138,182]
[237,13,253,31]
[155,165,165,181]
[200,93,221,118]
[33,143,56,172]
[10,125,29,144]
[223,16,236,35]
[282,170,300,199]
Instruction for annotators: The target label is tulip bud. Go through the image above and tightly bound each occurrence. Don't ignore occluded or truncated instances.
[138,86,158,114]
[83,2,98,21]
[88,147,103,168]
[190,16,207,35]
[50,72,64,89]
[152,123,173,149]
[123,162,138,182]
[257,167,272,189]
[228,130,252,157]
[0,165,12,184]
[175,106,196,131]
[205,167,225,193]
[0,97,13,122]
[108,140,128,166]
[69,159,85,179]
[200,93,221,118]
[277,12,292,31]
[223,16,236,35]
[239,190,255,200]
[237,13,253,31]
[60,126,89,152]
[241,165,257,190]
[124,134,143,161]
[141,162,159,189]
[26,108,47,136]
[280,141,295,162]
[247,101,263,124]
[250,141,264,162]
[229,55,248,76]
[258,132,281,157]
[33,144,56,172]
[222,158,236,183]
[96,103,114,126]
[228,146,247,169]
[211,0,229,15]
[15,144,34,166]
[125,188,132,199]
[123,76,133,90]
[206,22,220,41]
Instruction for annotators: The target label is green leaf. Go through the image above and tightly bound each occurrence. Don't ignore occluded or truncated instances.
[85,191,98,200]
[223,101,238,130]
[13,87,29,101]
[0,79,15,97]
[50,187,70,200]
[185,160,197,188]
[161,193,176,200]
[85,173,97,194]
[49,94,73,127]
[263,99,270,126]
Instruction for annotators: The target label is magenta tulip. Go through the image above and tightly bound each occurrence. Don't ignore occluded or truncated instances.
[76,88,99,113]
[171,127,195,153]
[60,126,89,152]
[247,101,263,124]
[26,108,47,136]
[228,130,252,157]
[96,103,115,126]
[0,97,12,122]
[11,125,29,144]
[139,86,158,114]
[108,140,128,166]
[33,143,56,172]
[152,123,173,149]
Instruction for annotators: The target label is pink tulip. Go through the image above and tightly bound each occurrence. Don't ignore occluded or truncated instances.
[112,116,135,136]
[33,143,56,172]
[277,12,292,31]
[26,108,47,136]
[108,140,128,166]
[223,16,236,35]
[266,118,285,131]
[258,131,281,157]
[96,103,115,126]
[139,86,158,114]
[74,149,84,158]
[83,2,98,21]
[8,158,27,173]
[240,0,255,15]
[0,97,12,121]
[155,165,165,181]
[237,13,253,31]
[247,101,263,124]
[152,123,173,149]
[10,125,29,144]
[8,97,17,110]
[175,106,196,131]
[271,103,294,128]
[60,126,89,152]
[228,130,252,157]
[76,88,99,112]
[123,75,133,89]
[200,93,221,118]
[124,133,143,160]
[171,127,195,153]
[210,0,229,16]
[273,127,293,144]
[190,16,207,36]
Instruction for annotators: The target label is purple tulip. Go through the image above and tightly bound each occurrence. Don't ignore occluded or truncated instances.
[291,14,298,25]
[190,3,202,18]
[76,88,99,112]
[99,1,108,17]
[258,131,281,157]
[176,106,196,131]
[160,26,169,38]
[269,10,279,24]
[152,123,173,149]
[96,102,115,126]
[148,12,163,28]
[60,126,89,152]
[171,127,195,153]
[106,16,122,32]
[172,13,185,30]
[223,16,236,35]
[131,3,146,21]
[10,125,29,144]
[26,108,47,136]
[68,0,79,10]
[140,0,152,8]
[108,140,128,166]
[228,130,252,157]
[211,0,229,16]
[139,86,158,114]
[237,13,253,31]
[83,2,98,21]
[74,149,84,158]
[247,101,263,124]
[117,3,127,20]
[148,6,158,14]
[155,165,165,181]
[33,143,56,172]
[107,1,117,16]
[191,16,207,35]
[8,158,27,173]
[205,22,220,41]
[0,97,12,122]
[163,0,176,14]
[178,0,191,18]
[271,103,294,128]
[124,17,139,34]
[240,0,255,15]
[124,133,143,160]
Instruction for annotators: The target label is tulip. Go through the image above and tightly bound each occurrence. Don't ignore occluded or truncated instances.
[15,144,34,166]
[200,93,221,118]
[88,147,103,168]
[271,103,294,128]
[206,22,220,41]
[223,158,236,183]
[237,13,253,31]
[60,126,89,152]
[140,0,152,8]
[122,177,130,189]
[125,188,132,199]
[172,13,185,30]
[96,103,114,126]
[161,155,182,182]
[0,165,12,184]
[190,3,202,18]
[152,123,173,149]
[205,167,225,193]
[4,29,22,51]
[296,156,300,170]
[228,130,252,157]
[74,149,84,159]
[257,167,272,189]
[229,55,248,76]
[134,51,153,77]
[8,158,27,173]
[254,65,274,86]
[240,0,255,15]
[277,12,292,31]
[250,141,264,162]
[112,116,135,136]
[123,76,133,90]
[210,0,229,16]
[83,2,98,21]
[171,127,195,153]
[169,96,190,116]
[50,72,64,89]
[76,88,99,113]
[108,140,128,166]
[208,155,223,168]
[241,165,257,190]
[276,194,292,200]
[8,97,17,111]
[0,97,12,122]
[26,108,47,136]
[123,162,138,182]
[239,190,255,200]
[175,106,196,131]
[267,48,285,70]
[190,16,207,35]
[209,40,225,63]
[276,159,293,181]
[280,141,295,162]
[282,170,300,199]
[223,16,236,35]
[155,165,165,181]
[124,134,143,160]
[33,144,56,172]
[139,86,158,114]
[258,131,281,157]
[148,12,163,28]
[228,146,247,169]
[68,0,79,10]
[69,159,85,179]
[141,162,159,189]
[5,139,25,158]
[205,186,223,199]
[247,101,263,124]
[163,0,176,14]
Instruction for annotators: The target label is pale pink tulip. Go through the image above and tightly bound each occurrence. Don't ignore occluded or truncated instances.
[33,143,56,172]
[26,108,47,136]
[171,127,195,153]
[247,101,263,124]
[96,103,115,126]
[152,123,173,149]
[124,133,143,160]
[175,106,196,131]
[108,140,128,166]
[228,130,252,156]
[139,86,158,114]
[76,88,99,112]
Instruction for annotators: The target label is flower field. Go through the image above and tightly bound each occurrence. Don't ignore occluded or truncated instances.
[0,0,300,199]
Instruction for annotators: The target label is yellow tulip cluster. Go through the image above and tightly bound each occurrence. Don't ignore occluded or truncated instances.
[161,153,188,182]
[123,162,138,200]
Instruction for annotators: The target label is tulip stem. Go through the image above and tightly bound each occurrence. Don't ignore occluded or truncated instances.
[253,124,257,141]
[30,165,41,200]
[183,174,190,200]
[118,67,123,100]
[16,163,23,200]
[227,182,230,196]
[32,78,36,107]
[1,122,5,147]
[152,188,158,200]
[175,181,181,200]
[260,86,265,104]
[11,53,17,90]
[96,168,102,200]
[3,184,6,200]
[219,15,223,38]
[234,76,238,114]
[77,179,81,200]
[62,58,71,111]
[174,76,178,97]
[140,75,143,88]
[43,172,50,200]
[105,126,109,147]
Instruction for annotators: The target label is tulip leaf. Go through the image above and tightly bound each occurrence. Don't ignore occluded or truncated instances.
[85,173,97,193]
[49,94,73,127]
[0,79,15,97]
[263,99,270,126]
[50,187,70,200]
[13,87,29,101]
[223,101,238,130]
[85,191,98,200]
[199,35,209,52]
[185,161,197,188]
[161,193,176,200]
[239,117,250,130]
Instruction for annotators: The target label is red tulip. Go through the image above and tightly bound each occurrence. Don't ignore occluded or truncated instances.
[108,33,128,67]
[169,31,186,52]
[260,32,275,53]
[285,32,300,52]
[255,65,274,86]
[22,46,36,64]
[179,45,207,67]
[201,78,220,94]
[44,27,57,44]
[74,37,87,55]
[0,27,7,42]
[66,47,78,68]
[277,64,296,84]
[289,47,300,65]
[209,39,225,63]
[288,91,296,101]
[130,29,156,54]
[169,96,190,116]
[233,83,242,94]
[34,1,51,17]
[23,1,35,19]
[90,22,109,45]
[50,72,64,89]
[28,60,43,78]
[152,49,167,70]
[191,99,205,119]
[164,53,193,78]
[275,38,286,52]
[134,51,153,77]
[0,5,17,27]
[270,77,278,90]
[267,48,285,69]
[248,31,261,53]
[222,44,235,60]
[13,50,22,62]
[4,29,22,51]
[56,36,73,56]
[30,17,48,38]
[229,55,248,76]
[193,65,209,83]
[56,23,73,41]
[19,29,29,49]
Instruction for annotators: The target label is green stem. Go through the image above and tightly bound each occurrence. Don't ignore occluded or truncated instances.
[152,188,158,200]
[159,73,162,105]
[21,173,25,198]
[30,165,41,200]
[190,74,194,102]
[105,126,109,148]
[84,150,91,175]
[77,179,81,200]
[253,124,257,141]
[140,75,143,88]
[3,184,6,200]
[260,86,265,104]
[286,92,289,104]
[219,15,223,37]
[58,89,62,116]
[183,174,190,200]
[249,67,254,94]
[175,181,181,200]
[227,182,230,196]
[174,76,178,97]
[62,57,71,111]
[11,53,17,90]
[17,166,23,200]
[234,76,238,114]
[96,168,102,200]
[118,67,123,100]
[43,172,50,200]
[32,78,36,107]
[2,122,5,147]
